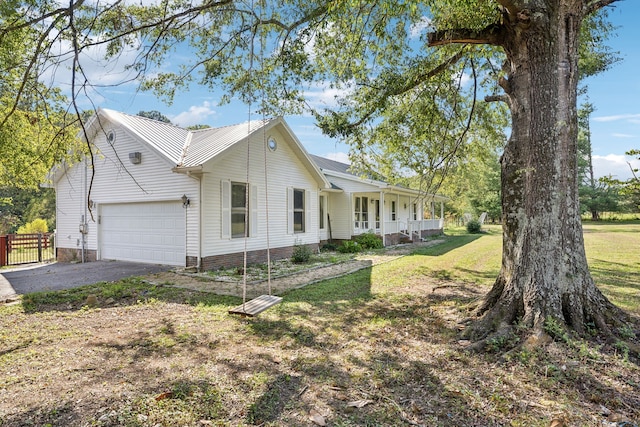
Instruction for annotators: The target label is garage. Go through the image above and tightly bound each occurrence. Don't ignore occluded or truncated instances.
[99,202,185,266]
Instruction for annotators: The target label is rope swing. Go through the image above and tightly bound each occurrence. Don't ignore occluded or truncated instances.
[229,7,282,316]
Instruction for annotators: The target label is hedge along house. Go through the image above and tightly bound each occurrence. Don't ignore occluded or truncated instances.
[312,156,448,246]
[48,109,446,269]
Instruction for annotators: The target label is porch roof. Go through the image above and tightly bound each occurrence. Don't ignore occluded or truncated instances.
[309,154,448,202]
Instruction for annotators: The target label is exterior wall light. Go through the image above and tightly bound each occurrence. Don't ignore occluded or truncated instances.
[129,152,142,164]
[182,194,190,208]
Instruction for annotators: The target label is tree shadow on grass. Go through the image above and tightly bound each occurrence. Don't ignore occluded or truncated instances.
[17,277,240,314]
[411,234,484,257]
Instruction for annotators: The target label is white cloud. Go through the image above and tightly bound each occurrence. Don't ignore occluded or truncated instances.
[324,152,350,164]
[171,102,216,127]
[592,154,640,180]
[409,16,433,39]
[593,113,640,123]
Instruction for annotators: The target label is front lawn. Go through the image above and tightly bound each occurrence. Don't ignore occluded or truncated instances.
[0,222,638,426]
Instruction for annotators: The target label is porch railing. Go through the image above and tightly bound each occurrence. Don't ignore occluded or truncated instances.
[382,218,443,236]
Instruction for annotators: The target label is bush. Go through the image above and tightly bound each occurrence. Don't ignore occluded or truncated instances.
[17,218,49,234]
[321,242,338,251]
[354,232,383,250]
[466,219,481,234]
[337,240,360,253]
[291,243,313,263]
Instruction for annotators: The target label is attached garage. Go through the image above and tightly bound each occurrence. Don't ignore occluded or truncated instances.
[99,202,185,266]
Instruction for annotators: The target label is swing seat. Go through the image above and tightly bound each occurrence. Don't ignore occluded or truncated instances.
[229,294,282,317]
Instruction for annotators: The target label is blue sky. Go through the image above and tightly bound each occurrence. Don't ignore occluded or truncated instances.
[582,0,640,179]
[84,0,639,179]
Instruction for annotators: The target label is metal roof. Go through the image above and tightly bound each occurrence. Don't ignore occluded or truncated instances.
[182,119,271,167]
[101,109,190,164]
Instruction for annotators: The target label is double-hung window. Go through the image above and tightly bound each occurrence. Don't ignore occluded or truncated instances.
[293,189,305,233]
[221,181,256,239]
[288,188,309,234]
[231,182,248,238]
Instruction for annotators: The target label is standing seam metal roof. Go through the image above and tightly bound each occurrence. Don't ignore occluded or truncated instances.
[100,109,272,167]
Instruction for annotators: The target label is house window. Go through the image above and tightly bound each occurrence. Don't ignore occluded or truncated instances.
[391,200,396,221]
[231,182,248,238]
[354,196,369,229]
[413,203,418,221]
[293,188,305,233]
[319,195,326,230]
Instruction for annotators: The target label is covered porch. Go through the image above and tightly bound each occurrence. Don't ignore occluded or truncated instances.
[351,190,446,246]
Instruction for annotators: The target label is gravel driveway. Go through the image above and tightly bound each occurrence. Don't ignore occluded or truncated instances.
[0,261,172,300]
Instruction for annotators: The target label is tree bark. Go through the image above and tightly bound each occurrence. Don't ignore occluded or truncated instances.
[452,1,624,340]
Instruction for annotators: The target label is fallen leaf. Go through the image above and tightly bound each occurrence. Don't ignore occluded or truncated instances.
[155,391,173,401]
[549,419,564,427]
[346,399,373,408]
[309,409,326,426]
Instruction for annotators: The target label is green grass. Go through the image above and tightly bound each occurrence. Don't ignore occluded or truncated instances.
[583,221,640,313]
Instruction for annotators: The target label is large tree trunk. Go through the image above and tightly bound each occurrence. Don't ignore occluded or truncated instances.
[465,1,623,340]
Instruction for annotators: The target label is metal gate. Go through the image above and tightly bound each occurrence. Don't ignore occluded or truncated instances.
[0,233,55,267]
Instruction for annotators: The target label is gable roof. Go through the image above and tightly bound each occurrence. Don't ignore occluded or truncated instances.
[98,109,190,164]
[84,109,329,189]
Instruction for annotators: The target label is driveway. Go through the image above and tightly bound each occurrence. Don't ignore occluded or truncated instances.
[0,261,172,300]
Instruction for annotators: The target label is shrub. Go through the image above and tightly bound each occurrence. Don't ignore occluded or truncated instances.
[338,240,360,253]
[466,219,481,234]
[291,243,313,263]
[321,242,338,252]
[17,218,49,234]
[354,232,383,250]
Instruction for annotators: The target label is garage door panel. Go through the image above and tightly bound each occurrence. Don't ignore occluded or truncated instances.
[100,202,185,266]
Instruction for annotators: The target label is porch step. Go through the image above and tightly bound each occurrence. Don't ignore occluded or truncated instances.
[399,236,413,244]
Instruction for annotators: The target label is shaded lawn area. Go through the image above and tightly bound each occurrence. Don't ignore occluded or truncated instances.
[0,222,638,426]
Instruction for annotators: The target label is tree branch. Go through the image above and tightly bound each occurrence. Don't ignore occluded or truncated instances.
[495,0,519,23]
[428,24,506,47]
[485,94,509,103]
[585,0,620,15]
[318,47,468,134]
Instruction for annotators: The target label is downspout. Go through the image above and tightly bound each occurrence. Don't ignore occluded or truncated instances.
[198,176,202,271]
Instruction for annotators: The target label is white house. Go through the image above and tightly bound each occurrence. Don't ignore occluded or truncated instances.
[48,109,446,269]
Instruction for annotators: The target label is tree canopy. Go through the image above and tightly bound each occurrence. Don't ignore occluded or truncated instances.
[0,3,78,188]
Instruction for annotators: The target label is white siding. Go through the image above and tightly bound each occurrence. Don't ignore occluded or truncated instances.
[200,126,321,258]
[55,160,90,254]
[54,125,199,265]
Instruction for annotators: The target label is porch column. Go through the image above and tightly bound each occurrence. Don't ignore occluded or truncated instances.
[440,201,444,229]
[380,191,386,246]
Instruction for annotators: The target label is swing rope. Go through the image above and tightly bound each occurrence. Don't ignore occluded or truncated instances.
[230,0,280,316]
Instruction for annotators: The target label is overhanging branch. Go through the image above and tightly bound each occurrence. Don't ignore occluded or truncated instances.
[428,24,506,47]
[586,0,620,15]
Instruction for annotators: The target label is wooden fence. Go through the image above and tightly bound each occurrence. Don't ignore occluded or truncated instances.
[0,233,55,267]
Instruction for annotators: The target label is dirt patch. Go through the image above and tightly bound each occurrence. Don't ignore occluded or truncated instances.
[146,240,444,299]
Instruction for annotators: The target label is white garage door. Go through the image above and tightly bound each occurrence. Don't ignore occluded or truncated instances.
[100,202,185,266]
